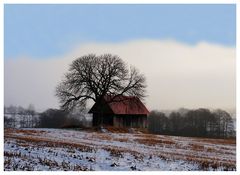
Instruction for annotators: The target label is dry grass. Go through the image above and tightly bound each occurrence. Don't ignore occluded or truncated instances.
[104,145,144,160]
[189,143,204,151]
[196,138,236,145]
[92,126,148,134]
[206,147,215,152]
[115,137,129,142]
[134,134,175,146]
[197,159,236,171]
[4,149,91,171]
[4,128,236,171]
[5,128,46,136]
[135,138,175,146]
[6,135,94,153]
[105,147,124,158]
[103,127,130,133]
[89,133,112,141]
[4,151,23,158]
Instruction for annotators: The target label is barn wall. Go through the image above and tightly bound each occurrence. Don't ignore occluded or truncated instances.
[143,116,147,128]
[113,116,121,127]
[92,114,113,126]
[93,113,148,128]
[113,115,147,128]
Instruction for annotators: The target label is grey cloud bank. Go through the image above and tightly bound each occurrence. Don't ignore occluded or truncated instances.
[4,40,235,112]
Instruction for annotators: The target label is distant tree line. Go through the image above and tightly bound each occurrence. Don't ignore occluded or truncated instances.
[38,108,91,128]
[4,105,38,128]
[5,105,235,139]
[148,108,235,138]
[4,105,91,129]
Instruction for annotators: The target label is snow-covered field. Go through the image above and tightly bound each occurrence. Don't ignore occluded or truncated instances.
[4,128,236,171]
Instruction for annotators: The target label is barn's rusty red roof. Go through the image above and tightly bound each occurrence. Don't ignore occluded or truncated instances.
[103,95,150,115]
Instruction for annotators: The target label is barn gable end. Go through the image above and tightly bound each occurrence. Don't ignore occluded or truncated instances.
[88,95,149,128]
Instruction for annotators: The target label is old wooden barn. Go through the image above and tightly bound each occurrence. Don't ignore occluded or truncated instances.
[89,95,149,128]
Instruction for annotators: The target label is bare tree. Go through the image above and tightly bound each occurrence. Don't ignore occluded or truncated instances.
[7,105,17,128]
[148,111,168,134]
[213,109,234,138]
[4,115,12,128]
[38,109,69,128]
[147,108,235,138]
[18,106,27,128]
[56,54,147,110]
[27,104,35,128]
[169,112,182,133]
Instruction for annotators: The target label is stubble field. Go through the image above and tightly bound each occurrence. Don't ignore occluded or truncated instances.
[4,128,236,171]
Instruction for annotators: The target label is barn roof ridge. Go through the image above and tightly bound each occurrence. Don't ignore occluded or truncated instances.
[89,95,149,115]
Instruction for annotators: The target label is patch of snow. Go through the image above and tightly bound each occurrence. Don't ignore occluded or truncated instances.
[4,128,236,171]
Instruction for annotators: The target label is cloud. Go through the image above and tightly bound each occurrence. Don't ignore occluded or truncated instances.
[4,39,235,111]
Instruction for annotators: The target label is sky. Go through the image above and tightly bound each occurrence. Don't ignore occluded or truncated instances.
[4,4,236,112]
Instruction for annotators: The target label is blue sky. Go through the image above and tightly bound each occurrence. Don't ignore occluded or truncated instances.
[4,4,236,59]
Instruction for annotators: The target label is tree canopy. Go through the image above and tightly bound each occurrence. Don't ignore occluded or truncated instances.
[56,54,147,110]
